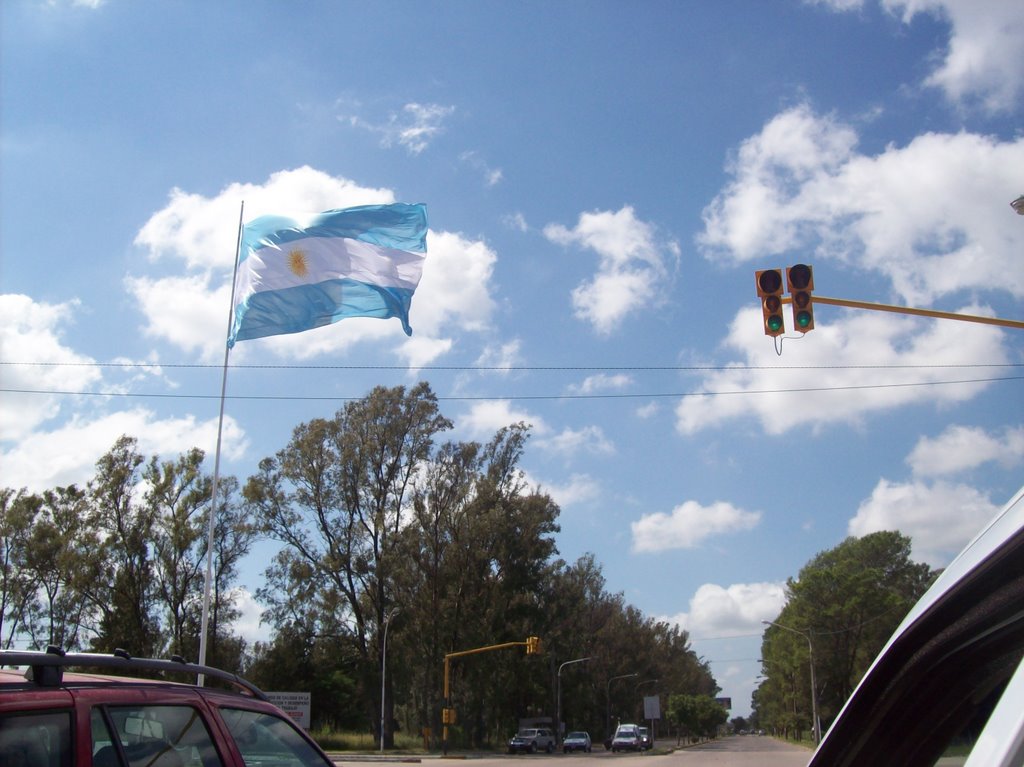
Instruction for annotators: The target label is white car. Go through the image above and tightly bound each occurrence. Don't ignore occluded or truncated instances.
[808,484,1024,767]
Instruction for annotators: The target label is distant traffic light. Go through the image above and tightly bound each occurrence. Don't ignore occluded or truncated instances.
[442,707,457,724]
[786,264,814,332]
[525,636,541,655]
[755,269,785,337]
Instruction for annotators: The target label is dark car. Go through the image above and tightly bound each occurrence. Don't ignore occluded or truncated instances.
[638,726,652,750]
[508,727,556,754]
[808,484,1024,767]
[562,731,591,753]
[0,648,335,767]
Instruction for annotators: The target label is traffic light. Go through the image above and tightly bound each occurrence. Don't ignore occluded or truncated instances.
[525,636,541,655]
[755,268,785,337]
[786,263,814,332]
[442,707,457,725]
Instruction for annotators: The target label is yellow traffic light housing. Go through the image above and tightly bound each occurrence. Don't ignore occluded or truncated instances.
[442,707,457,725]
[756,268,785,337]
[525,636,541,655]
[786,264,814,332]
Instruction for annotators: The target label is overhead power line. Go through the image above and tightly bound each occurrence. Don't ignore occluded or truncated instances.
[3,375,1021,403]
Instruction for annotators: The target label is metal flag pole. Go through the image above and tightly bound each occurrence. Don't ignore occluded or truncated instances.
[198,200,245,681]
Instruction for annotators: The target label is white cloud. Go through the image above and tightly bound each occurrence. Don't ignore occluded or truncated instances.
[886,0,1024,113]
[676,306,1009,435]
[568,373,634,394]
[0,408,248,493]
[534,473,601,508]
[341,102,455,155]
[907,424,1024,477]
[231,587,272,646]
[459,400,547,440]
[631,500,761,553]
[669,581,787,637]
[130,167,497,366]
[536,425,615,458]
[809,1,1024,113]
[848,478,1000,566]
[0,294,102,442]
[700,105,1024,306]
[544,206,677,335]
[474,340,525,374]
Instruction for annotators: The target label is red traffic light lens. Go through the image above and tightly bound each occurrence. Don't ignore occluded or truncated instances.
[758,270,783,294]
[788,264,811,290]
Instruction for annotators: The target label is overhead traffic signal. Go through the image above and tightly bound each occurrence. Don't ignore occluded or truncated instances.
[755,268,785,337]
[786,264,814,332]
[525,636,541,655]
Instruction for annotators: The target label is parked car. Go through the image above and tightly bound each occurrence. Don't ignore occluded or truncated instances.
[808,483,1024,767]
[638,725,652,750]
[610,723,642,752]
[0,648,335,767]
[562,730,591,753]
[508,727,556,754]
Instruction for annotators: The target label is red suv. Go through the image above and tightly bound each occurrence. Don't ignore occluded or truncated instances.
[0,648,336,766]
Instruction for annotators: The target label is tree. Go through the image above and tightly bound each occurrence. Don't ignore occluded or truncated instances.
[245,382,453,744]
[86,436,162,656]
[668,693,727,740]
[0,488,41,648]
[756,531,935,737]
[23,485,101,650]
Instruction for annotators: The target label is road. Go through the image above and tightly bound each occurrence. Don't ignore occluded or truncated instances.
[330,738,810,767]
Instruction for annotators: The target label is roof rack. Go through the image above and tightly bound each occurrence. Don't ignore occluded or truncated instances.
[0,646,267,700]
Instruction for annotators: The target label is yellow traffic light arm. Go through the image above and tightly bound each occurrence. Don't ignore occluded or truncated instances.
[784,295,1024,330]
[442,638,539,754]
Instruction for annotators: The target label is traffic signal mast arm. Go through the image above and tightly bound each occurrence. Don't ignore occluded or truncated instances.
[784,295,1024,330]
[442,637,541,754]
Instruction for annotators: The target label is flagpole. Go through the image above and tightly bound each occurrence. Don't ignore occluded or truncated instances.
[198,200,245,680]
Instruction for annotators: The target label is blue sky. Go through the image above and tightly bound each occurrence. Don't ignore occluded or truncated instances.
[2,0,1023,718]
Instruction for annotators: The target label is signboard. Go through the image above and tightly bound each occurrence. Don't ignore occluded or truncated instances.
[266,692,311,729]
[715,697,732,710]
[643,694,661,720]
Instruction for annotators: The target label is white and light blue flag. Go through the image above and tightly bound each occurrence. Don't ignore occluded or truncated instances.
[228,202,428,347]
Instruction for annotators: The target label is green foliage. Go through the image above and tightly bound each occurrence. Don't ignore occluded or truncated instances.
[755,531,936,738]
[667,693,728,738]
[3,382,720,752]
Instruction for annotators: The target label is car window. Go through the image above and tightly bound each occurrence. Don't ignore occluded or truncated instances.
[220,707,333,767]
[92,705,223,767]
[0,710,72,767]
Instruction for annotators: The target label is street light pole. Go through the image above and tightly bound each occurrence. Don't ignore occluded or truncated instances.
[556,657,592,746]
[380,608,400,753]
[606,672,638,739]
[762,620,820,745]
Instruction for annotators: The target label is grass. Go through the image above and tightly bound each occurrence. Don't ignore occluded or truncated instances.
[310,730,428,752]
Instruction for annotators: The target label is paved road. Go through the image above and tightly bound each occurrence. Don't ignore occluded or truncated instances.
[330,737,810,767]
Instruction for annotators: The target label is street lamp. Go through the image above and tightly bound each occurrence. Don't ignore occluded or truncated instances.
[606,672,638,738]
[762,620,820,745]
[380,608,400,753]
[1011,195,1024,215]
[556,657,592,745]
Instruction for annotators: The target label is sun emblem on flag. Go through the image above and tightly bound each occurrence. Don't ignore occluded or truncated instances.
[288,248,309,277]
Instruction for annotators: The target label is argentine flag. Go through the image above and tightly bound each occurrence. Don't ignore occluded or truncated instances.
[228,203,427,347]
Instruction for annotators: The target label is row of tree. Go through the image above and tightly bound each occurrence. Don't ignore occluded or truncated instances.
[2,382,718,749]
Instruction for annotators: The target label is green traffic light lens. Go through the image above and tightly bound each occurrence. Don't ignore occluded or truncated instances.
[796,310,812,328]
[767,315,783,332]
